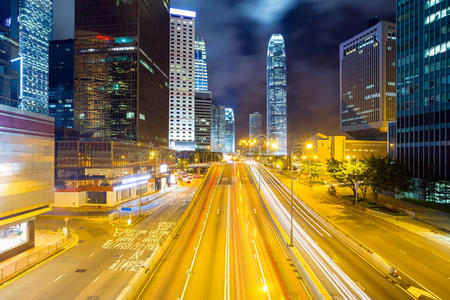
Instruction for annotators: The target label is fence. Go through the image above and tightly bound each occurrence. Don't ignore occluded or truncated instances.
[0,235,72,283]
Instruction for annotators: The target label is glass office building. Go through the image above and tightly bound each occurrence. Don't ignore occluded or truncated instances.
[211,105,225,153]
[194,37,208,91]
[49,39,74,129]
[267,34,287,155]
[249,112,263,139]
[396,0,449,197]
[18,0,53,113]
[195,91,211,150]
[340,21,397,140]
[74,0,169,145]
[224,107,235,153]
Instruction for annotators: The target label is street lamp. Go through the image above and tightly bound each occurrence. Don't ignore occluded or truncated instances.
[138,150,149,216]
[267,142,303,248]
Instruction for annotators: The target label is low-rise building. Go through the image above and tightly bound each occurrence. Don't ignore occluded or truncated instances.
[54,140,171,207]
[302,133,387,163]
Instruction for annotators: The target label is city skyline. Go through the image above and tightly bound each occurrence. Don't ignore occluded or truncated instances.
[51,0,396,143]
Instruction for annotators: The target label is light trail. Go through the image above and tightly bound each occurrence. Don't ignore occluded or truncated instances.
[247,162,370,300]
[180,167,224,300]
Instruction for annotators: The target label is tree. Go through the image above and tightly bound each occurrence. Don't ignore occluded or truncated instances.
[302,160,324,185]
[365,155,409,205]
[327,158,368,200]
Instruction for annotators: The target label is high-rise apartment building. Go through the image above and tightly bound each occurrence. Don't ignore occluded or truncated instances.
[340,21,397,140]
[195,91,211,150]
[194,37,208,91]
[49,39,74,129]
[249,112,263,139]
[396,0,449,194]
[224,107,235,153]
[267,34,287,155]
[0,0,54,261]
[74,0,169,145]
[169,8,196,151]
[211,105,225,153]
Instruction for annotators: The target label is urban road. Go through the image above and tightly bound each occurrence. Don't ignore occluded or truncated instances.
[137,163,310,300]
[0,185,198,300]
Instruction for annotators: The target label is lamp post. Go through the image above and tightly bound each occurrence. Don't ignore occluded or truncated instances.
[138,150,149,216]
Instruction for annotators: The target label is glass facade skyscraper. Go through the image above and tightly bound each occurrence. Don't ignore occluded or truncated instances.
[267,33,287,155]
[18,0,53,113]
[340,21,397,140]
[195,91,211,150]
[224,107,235,153]
[396,0,449,186]
[49,39,74,129]
[194,37,208,91]
[249,112,263,139]
[74,0,169,145]
[211,105,225,153]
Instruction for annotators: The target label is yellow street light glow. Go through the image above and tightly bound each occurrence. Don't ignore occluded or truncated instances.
[271,142,279,149]
[127,219,131,226]
[346,155,351,160]
[313,155,318,160]
[306,143,313,149]
[302,156,307,160]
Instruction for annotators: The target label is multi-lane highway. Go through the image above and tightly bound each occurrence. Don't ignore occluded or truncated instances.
[138,163,310,300]
[248,162,413,300]
[0,186,198,300]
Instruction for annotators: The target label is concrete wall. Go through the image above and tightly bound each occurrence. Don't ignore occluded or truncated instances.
[54,191,87,207]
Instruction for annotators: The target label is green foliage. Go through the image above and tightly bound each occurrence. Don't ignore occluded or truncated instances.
[302,160,324,184]
[326,158,368,197]
[365,155,409,205]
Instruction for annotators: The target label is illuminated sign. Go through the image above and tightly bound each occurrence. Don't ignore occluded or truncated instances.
[96,35,111,41]
[169,8,196,18]
[160,164,168,173]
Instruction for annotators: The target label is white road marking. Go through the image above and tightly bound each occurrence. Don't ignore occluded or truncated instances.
[92,276,100,283]
[54,275,63,282]
[224,184,231,300]
[217,209,220,214]
[89,252,95,257]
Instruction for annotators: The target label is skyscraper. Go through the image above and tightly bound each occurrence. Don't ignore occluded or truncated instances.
[396,0,449,199]
[194,37,208,91]
[224,107,235,153]
[211,105,225,153]
[195,91,212,150]
[249,112,263,139]
[169,8,196,151]
[267,34,287,155]
[74,0,169,145]
[339,21,397,140]
[0,0,54,260]
[18,0,53,113]
[49,39,74,129]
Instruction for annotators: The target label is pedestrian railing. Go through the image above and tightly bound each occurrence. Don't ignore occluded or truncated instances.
[0,235,72,283]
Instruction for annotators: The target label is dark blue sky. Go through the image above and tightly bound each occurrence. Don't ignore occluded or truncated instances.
[53,0,395,144]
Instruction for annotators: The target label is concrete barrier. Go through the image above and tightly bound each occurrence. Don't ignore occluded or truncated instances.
[245,164,328,300]
[116,166,216,300]
[269,169,396,276]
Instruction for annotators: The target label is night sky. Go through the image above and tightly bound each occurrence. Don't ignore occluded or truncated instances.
[53,0,395,145]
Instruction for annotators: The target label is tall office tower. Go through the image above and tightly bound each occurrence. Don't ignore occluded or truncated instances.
[0,1,54,261]
[249,112,263,139]
[194,37,208,91]
[169,8,196,151]
[211,105,225,153]
[195,91,211,150]
[267,34,287,155]
[224,107,235,153]
[74,0,169,145]
[49,39,74,129]
[396,0,449,196]
[17,0,53,113]
[340,21,397,140]
[0,5,19,107]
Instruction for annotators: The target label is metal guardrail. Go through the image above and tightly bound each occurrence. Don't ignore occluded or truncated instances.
[0,235,72,283]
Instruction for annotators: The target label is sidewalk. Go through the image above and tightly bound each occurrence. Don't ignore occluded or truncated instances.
[0,229,75,284]
[275,170,450,248]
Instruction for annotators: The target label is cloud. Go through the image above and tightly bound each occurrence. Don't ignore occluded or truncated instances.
[237,0,297,24]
